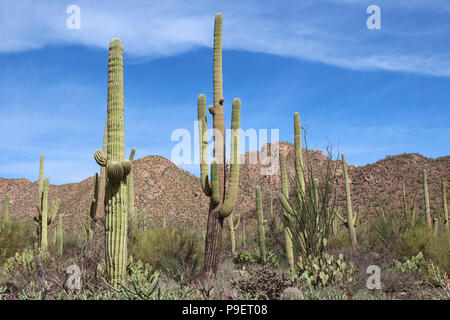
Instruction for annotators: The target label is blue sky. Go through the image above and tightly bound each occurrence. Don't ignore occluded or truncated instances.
[0,0,449,184]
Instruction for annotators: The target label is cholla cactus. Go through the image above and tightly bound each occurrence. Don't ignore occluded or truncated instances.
[198,13,242,274]
[93,38,132,286]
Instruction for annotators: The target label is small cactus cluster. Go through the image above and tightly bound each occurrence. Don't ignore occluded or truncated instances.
[296,253,355,288]
[34,155,60,252]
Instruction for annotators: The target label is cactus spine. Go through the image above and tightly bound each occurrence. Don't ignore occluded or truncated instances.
[94,38,131,286]
[336,154,358,251]
[56,214,63,256]
[423,170,432,230]
[198,13,242,274]
[1,194,9,230]
[256,186,266,263]
[279,151,294,269]
[441,177,448,231]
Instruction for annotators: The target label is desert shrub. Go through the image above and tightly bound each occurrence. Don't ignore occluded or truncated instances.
[396,224,450,274]
[232,249,279,267]
[230,265,294,299]
[295,253,355,288]
[129,226,204,281]
[425,261,450,300]
[282,146,338,260]
[63,231,85,255]
[369,200,419,252]
[0,218,35,264]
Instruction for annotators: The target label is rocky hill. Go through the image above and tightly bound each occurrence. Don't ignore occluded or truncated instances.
[0,144,448,233]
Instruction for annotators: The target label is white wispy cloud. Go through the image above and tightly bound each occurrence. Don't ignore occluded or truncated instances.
[0,0,448,76]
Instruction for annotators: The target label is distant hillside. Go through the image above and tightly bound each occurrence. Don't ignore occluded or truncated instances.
[0,144,448,233]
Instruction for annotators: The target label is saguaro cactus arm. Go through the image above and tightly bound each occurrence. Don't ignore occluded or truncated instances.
[198,94,212,196]
[220,98,241,218]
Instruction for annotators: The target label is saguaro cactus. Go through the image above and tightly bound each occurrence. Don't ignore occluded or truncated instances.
[256,186,266,263]
[336,154,358,251]
[198,13,242,274]
[56,214,63,256]
[35,178,59,252]
[423,170,432,230]
[1,194,9,229]
[94,38,132,286]
[34,156,60,252]
[279,152,294,269]
[227,212,240,258]
[442,177,448,231]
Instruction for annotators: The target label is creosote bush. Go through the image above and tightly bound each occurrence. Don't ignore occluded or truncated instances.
[230,265,294,300]
[232,249,279,267]
[129,226,204,281]
[0,218,35,265]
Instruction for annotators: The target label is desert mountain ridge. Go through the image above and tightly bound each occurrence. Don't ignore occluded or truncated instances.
[0,142,448,233]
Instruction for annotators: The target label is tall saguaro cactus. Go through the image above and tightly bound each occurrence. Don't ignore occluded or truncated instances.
[256,186,266,263]
[34,155,60,252]
[337,154,358,251]
[94,38,132,286]
[279,152,294,268]
[198,13,242,274]
[442,177,448,231]
[423,170,432,230]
